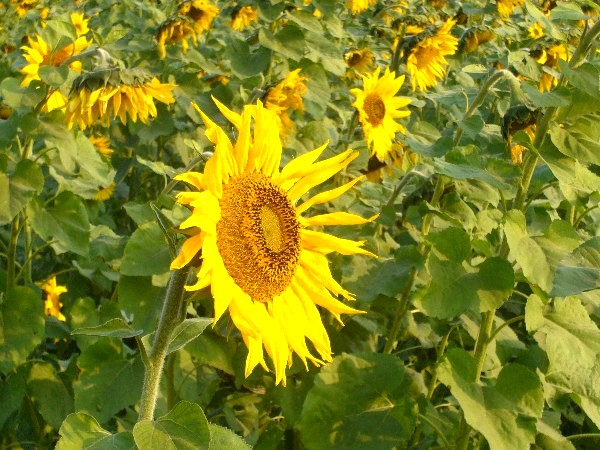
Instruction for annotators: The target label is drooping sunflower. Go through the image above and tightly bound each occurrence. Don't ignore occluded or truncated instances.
[41,276,67,322]
[65,68,176,130]
[156,17,197,59]
[344,48,375,77]
[265,69,307,138]
[345,0,376,15]
[171,98,376,385]
[178,0,219,35]
[230,5,258,31]
[406,19,459,91]
[350,67,411,162]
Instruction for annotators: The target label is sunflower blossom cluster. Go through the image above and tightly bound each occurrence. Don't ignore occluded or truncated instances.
[406,19,459,91]
[20,12,92,112]
[265,69,307,138]
[350,67,411,162]
[156,0,218,59]
[65,68,176,130]
[171,98,376,385]
[41,276,67,322]
[230,5,258,31]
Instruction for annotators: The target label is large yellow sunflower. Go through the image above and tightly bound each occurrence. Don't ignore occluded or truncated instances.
[406,19,459,91]
[171,98,376,385]
[350,67,411,162]
[41,276,67,322]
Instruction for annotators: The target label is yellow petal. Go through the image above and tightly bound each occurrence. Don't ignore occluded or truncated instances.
[296,177,365,215]
[302,212,379,226]
[174,171,206,191]
[275,141,329,185]
[301,229,376,257]
[170,232,204,270]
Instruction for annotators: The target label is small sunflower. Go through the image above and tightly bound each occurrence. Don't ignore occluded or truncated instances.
[41,276,67,322]
[496,0,524,17]
[65,68,176,130]
[70,12,90,37]
[406,19,459,91]
[89,135,114,159]
[94,182,115,202]
[265,69,307,138]
[156,17,197,59]
[535,44,567,92]
[14,0,37,18]
[344,48,375,77]
[528,22,544,39]
[231,5,258,31]
[345,0,376,15]
[171,98,376,385]
[179,0,219,35]
[350,67,411,162]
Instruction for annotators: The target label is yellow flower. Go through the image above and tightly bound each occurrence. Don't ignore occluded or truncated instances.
[179,0,219,35]
[265,69,307,138]
[460,28,495,53]
[350,67,411,161]
[89,135,114,159]
[94,183,115,202]
[14,0,37,17]
[41,276,67,322]
[65,70,177,130]
[171,98,376,385]
[509,125,535,164]
[528,22,544,39]
[70,12,90,37]
[344,48,375,77]
[156,18,197,59]
[231,5,257,31]
[535,44,568,92]
[20,32,91,88]
[345,0,376,14]
[406,19,458,91]
[496,0,524,17]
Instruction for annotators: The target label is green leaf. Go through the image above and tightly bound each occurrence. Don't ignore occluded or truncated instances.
[133,400,210,450]
[550,2,588,20]
[558,60,600,99]
[0,287,44,374]
[428,227,471,262]
[56,412,135,450]
[304,30,345,76]
[121,223,171,276]
[476,257,515,311]
[224,39,271,79]
[118,276,164,334]
[258,25,305,61]
[208,424,251,450]
[38,65,69,88]
[28,191,91,256]
[167,318,212,355]
[297,353,417,449]
[27,362,74,429]
[526,295,600,427]
[522,84,571,108]
[0,77,45,109]
[71,318,143,338]
[285,9,323,33]
[74,340,144,423]
[0,364,28,430]
[549,119,600,165]
[551,237,600,297]
[437,349,543,450]
[540,140,600,195]
[0,159,44,225]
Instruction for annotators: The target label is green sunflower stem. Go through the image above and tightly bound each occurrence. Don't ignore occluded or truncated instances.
[137,267,189,422]
[6,215,20,289]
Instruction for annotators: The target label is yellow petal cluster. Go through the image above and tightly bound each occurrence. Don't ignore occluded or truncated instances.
[41,276,67,322]
[65,77,176,130]
[350,67,411,162]
[89,135,114,160]
[497,0,525,17]
[171,98,376,385]
[265,69,307,138]
[345,0,376,15]
[179,0,218,34]
[344,48,375,78]
[535,44,568,92]
[406,19,459,91]
[231,5,258,31]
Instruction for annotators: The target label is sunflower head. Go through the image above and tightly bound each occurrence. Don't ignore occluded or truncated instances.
[350,67,412,161]
[344,48,375,77]
[171,98,376,385]
[156,17,197,59]
[41,276,67,322]
[89,135,114,159]
[179,0,219,34]
[231,5,258,31]
[496,0,525,17]
[265,69,308,138]
[345,0,377,15]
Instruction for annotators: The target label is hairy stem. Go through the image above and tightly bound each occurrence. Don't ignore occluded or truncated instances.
[6,216,20,289]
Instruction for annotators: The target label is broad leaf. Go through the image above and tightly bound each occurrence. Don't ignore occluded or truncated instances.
[166,318,212,355]
[56,412,134,450]
[27,362,73,429]
[121,223,171,276]
[0,159,44,225]
[71,318,143,338]
[208,424,251,450]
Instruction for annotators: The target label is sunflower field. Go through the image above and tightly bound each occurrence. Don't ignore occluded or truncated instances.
[1,0,600,448]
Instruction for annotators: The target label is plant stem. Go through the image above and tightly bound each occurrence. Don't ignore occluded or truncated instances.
[6,216,20,289]
[137,268,189,422]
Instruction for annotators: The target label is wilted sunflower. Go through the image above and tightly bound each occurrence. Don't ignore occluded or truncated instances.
[20,15,92,89]
[496,0,524,17]
[350,67,411,162]
[41,276,67,322]
[231,5,257,31]
[265,69,307,138]
[406,19,458,91]
[178,0,218,34]
[344,48,375,77]
[171,98,376,385]
[345,0,376,14]
[65,68,176,130]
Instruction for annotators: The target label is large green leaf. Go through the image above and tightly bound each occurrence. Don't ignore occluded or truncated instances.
[133,400,210,450]
[56,412,134,450]
[27,362,73,429]
[549,118,600,166]
[540,140,600,195]
[0,159,44,225]
[437,349,543,450]
[0,364,28,430]
[28,191,91,256]
[166,318,212,355]
[74,340,144,424]
[224,39,271,79]
[71,318,143,338]
[297,353,417,450]
[117,276,164,334]
[558,60,600,99]
[526,295,600,427]
[121,223,171,276]
[0,287,44,374]
[208,424,251,450]
[551,237,600,297]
